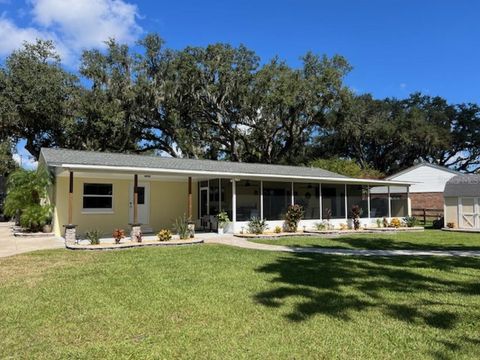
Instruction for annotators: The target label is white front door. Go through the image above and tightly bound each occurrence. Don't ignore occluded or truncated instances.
[460,197,478,229]
[129,182,150,225]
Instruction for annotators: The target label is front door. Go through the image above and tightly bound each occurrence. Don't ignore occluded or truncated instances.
[460,197,478,229]
[129,182,150,225]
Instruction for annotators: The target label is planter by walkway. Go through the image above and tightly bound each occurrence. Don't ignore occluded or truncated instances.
[66,238,204,250]
[236,227,425,239]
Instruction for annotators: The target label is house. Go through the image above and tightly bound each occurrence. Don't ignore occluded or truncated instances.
[39,148,413,239]
[444,174,480,230]
[386,162,460,210]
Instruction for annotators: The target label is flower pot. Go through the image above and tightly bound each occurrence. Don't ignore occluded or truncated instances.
[218,227,224,235]
[42,224,52,233]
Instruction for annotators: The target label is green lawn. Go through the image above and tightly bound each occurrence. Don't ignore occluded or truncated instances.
[252,229,480,250]
[1,244,479,359]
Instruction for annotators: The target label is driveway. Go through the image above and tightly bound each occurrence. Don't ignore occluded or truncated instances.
[0,222,64,258]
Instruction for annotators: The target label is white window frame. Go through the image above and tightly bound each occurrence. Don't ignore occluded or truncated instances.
[82,183,114,214]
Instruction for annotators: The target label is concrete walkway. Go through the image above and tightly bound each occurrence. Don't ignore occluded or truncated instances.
[205,234,480,257]
[0,222,64,258]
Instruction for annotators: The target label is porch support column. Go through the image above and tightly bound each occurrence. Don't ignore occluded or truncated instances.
[64,170,77,244]
[232,179,237,233]
[133,174,139,224]
[319,183,322,220]
[187,176,195,238]
[68,171,74,224]
[367,185,371,219]
[407,185,412,216]
[388,186,392,218]
[344,184,348,220]
[129,174,142,242]
[187,176,193,220]
[260,181,263,220]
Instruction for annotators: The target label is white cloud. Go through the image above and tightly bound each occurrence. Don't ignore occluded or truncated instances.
[0,0,143,64]
[399,83,407,89]
[0,16,51,56]
[12,153,38,170]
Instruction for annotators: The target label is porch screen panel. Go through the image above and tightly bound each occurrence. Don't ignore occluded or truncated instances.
[220,179,233,220]
[294,183,320,219]
[347,185,368,218]
[391,186,408,217]
[209,180,220,215]
[236,180,260,221]
[263,181,292,220]
[369,186,389,218]
[321,184,345,219]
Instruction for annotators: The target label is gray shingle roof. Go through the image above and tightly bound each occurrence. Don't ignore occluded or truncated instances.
[40,148,347,179]
[444,174,480,197]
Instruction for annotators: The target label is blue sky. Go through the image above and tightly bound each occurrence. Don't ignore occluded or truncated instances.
[1,0,479,166]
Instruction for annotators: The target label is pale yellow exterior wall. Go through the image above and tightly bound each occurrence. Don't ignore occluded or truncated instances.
[53,175,198,237]
[444,197,458,227]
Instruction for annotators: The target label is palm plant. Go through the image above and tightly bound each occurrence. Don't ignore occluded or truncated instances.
[4,166,52,232]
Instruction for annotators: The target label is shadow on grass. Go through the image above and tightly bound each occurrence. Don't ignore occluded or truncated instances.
[285,235,480,251]
[254,253,480,355]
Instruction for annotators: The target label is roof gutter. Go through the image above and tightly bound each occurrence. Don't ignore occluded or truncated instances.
[56,163,414,186]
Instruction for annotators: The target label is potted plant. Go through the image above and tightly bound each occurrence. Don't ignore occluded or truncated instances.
[112,228,125,244]
[216,211,230,235]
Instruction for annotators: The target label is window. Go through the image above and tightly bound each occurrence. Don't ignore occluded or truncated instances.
[321,184,346,219]
[347,185,369,218]
[263,181,292,220]
[294,183,320,220]
[83,183,113,211]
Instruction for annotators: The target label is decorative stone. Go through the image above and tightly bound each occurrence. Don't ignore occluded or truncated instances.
[63,224,77,244]
[130,224,142,242]
[188,222,195,238]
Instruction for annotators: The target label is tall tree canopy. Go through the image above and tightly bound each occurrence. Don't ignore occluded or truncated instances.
[1,35,480,175]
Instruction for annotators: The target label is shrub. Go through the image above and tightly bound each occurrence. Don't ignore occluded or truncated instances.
[4,167,52,232]
[112,228,125,244]
[217,211,230,229]
[315,222,326,231]
[174,214,190,239]
[390,218,401,228]
[383,217,389,228]
[85,229,101,245]
[432,217,444,229]
[19,204,52,232]
[323,208,332,222]
[350,205,362,230]
[339,223,348,231]
[247,217,268,234]
[403,216,418,228]
[157,229,172,241]
[284,204,304,232]
[376,218,382,228]
[274,225,282,234]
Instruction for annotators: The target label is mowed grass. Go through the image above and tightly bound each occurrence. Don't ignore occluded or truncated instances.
[252,229,480,250]
[1,244,480,359]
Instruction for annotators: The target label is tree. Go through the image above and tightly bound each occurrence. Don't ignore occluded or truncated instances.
[310,157,384,179]
[0,139,18,177]
[1,40,79,159]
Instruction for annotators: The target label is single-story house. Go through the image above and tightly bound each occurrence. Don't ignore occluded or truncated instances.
[444,174,480,230]
[39,148,413,238]
[386,162,460,210]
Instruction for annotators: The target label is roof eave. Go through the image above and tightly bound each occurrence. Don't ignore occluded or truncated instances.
[51,163,414,186]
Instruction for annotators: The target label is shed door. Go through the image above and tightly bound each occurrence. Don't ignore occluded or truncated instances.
[460,197,478,229]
